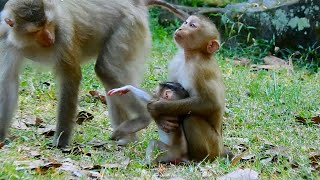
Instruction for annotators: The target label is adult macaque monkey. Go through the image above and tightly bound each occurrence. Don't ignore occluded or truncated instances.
[148,15,233,161]
[107,82,189,164]
[0,0,188,147]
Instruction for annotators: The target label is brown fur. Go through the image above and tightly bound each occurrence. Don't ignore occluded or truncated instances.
[148,15,233,161]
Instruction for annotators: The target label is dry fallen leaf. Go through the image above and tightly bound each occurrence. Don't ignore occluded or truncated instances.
[89,90,107,104]
[260,145,299,168]
[86,171,103,179]
[260,157,273,166]
[231,149,249,166]
[76,111,94,125]
[232,143,249,153]
[198,166,214,178]
[57,158,104,178]
[157,163,167,176]
[15,160,46,171]
[34,162,62,173]
[241,154,256,162]
[35,117,44,126]
[295,115,320,127]
[12,121,29,130]
[250,55,294,73]
[217,168,259,180]
[13,116,45,130]
[311,115,320,124]
[83,158,130,170]
[232,57,251,66]
[14,159,62,172]
[87,139,109,148]
[23,117,44,127]
[0,142,4,149]
[62,146,91,156]
[263,55,287,66]
[37,125,56,137]
[264,146,287,157]
[58,162,84,177]
[309,152,320,172]
[29,150,41,158]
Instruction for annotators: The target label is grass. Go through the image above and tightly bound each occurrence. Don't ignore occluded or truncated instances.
[0,19,319,179]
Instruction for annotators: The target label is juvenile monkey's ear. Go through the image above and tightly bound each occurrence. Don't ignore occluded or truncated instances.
[4,18,14,27]
[207,39,220,54]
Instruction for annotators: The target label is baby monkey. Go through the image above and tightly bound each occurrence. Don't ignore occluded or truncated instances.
[108,82,189,164]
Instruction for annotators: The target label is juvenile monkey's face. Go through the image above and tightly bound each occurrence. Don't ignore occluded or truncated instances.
[174,15,220,54]
[174,16,204,49]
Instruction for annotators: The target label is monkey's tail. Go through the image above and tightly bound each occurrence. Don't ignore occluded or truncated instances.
[145,0,189,20]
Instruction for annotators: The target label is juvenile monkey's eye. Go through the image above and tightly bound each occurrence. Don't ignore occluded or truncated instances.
[184,21,188,24]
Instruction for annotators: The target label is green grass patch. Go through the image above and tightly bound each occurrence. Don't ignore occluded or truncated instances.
[0,19,319,179]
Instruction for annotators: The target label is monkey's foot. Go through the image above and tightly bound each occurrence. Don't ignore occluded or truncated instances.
[115,134,138,146]
[53,133,72,148]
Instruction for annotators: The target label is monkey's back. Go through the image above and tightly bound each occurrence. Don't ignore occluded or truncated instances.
[59,0,150,61]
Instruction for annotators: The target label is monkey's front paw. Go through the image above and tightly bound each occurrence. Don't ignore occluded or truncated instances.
[114,134,138,146]
[155,116,179,133]
[110,131,121,141]
[147,101,161,117]
[147,101,156,110]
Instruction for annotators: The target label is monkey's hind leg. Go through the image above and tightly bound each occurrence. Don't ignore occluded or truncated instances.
[95,15,151,146]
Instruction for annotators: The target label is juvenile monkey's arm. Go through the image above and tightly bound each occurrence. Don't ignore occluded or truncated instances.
[148,97,203,115]
[148,96,221,117]
[107,85,152,103]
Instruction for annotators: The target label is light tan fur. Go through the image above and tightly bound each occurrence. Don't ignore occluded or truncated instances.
[0,0,152,147]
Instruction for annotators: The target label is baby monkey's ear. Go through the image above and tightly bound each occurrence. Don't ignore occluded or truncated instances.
[163,89,174,100]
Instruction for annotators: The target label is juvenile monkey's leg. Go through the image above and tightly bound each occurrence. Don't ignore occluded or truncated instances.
[183,117,224,161]
[0,44,22,142]
[53,61,82,147]
[95,16,151,145]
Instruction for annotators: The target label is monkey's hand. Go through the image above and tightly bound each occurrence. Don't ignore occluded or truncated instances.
[107,86,130,96]
[147,100,164,117]
[155,116,179,133]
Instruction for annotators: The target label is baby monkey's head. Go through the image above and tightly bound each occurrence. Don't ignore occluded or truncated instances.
[157,82,189,100]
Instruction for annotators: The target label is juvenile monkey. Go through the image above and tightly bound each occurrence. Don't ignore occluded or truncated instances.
[148,15,233,161]
[108,82,189,163]
[0,0,188,147]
